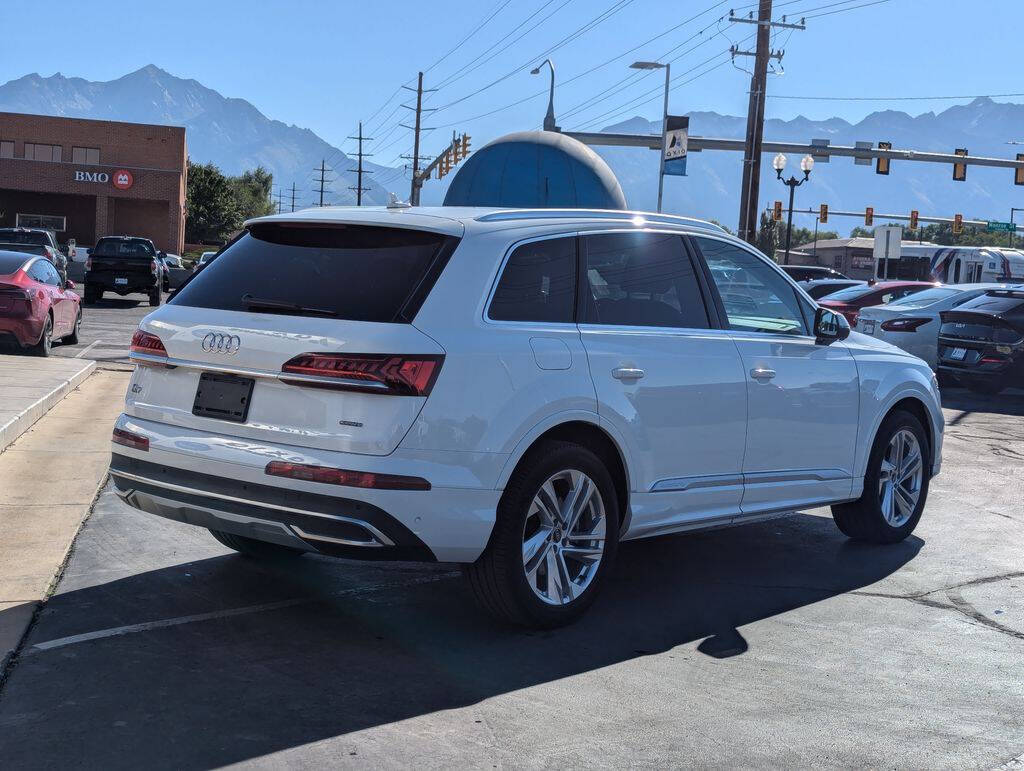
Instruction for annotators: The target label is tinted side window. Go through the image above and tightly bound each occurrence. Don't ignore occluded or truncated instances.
[581,232,709,329]
[489,237,576,323]
[695,237,808,336]
[40,261,61,285]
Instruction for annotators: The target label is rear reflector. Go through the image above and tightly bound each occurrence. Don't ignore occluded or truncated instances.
[280,353,443,396]
[112,427,149,451]
[130,329,168,359]
[265,461,430,490]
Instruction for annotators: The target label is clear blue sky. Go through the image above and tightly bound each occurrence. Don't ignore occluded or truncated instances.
[5,0,1023,164]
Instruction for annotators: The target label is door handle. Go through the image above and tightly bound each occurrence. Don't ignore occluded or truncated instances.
[612,367,645,381]
[750,367,776,381]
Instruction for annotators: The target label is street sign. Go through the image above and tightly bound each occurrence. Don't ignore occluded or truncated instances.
[663,115,688,177]
[874,225,902,279]
[986,220,1015,232]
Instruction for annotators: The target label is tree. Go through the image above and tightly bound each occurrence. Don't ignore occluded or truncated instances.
[755,210,780,257]
[231,166,275,221]
[789,226,839,247]
[185,161,242,243]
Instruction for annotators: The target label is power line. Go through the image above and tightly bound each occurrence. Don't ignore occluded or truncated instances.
[424,0,513,74]
[767,91,1024,102]
[803,0,891,17]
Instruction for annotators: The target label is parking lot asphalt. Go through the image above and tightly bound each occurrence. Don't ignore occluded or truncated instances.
[50,288,157,367]
[0,388,1021,768]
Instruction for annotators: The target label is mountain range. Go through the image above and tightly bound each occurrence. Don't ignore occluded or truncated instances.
[2,66,1022,234]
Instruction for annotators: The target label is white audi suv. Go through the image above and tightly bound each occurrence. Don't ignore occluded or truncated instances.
[112,207,943,626]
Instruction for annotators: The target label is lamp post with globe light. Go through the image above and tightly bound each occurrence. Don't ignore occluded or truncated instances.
[774,153,814,264]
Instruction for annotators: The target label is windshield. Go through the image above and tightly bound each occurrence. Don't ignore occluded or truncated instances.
[93,238,156,258]
[171,224,455,322]
[887,287,960,308]
[0,230,48,246]
[820,284,879,302]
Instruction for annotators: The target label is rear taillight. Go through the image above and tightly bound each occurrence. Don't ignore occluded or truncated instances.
[880,317,931,333]
[150,259,158,275]
[265,461,430,490]
[112,427,149,452]
[280,353,443,396]
[130,329,168,363]
[85,257,92,271]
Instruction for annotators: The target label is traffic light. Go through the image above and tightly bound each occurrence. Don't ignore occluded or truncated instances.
[819,203,828,224]
[953,213,963,235]
[909,209,919,230]
[1016,153,1024,186]
[953,148,967,182]
[451,140,462,164]
[876,141,891,175]
[461,133,471,157]
[865,207,874,226]
[772,201,783,221]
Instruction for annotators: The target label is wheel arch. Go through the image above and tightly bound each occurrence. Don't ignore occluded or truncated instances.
[496,415,632,534]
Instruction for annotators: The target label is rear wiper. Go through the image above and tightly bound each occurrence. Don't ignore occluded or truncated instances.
[241,294,338,317]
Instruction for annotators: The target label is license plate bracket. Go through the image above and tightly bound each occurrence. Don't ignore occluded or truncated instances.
[950,347,967,361]
[114,277,128,285]
[192,372,255,423]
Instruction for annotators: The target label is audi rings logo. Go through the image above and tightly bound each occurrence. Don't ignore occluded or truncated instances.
[201,333,241,354]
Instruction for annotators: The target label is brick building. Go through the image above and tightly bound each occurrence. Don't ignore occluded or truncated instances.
[0,112,186,253]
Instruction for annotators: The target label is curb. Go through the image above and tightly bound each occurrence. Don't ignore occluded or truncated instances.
[0,359,97,454]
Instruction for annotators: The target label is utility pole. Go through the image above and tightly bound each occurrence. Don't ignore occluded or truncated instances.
[274,187,283,214]
[289,182,298,212]
[401,72,437,205]
[732,3,804,244]
[313,159,333,207]
[347,122,373,206]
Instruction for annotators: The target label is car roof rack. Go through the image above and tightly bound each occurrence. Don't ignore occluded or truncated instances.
[474,209,728,233]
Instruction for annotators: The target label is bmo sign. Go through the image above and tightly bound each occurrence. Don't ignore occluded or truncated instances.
[73,168,134,190]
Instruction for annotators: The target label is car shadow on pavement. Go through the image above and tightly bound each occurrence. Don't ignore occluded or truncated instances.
[941,386,1024,418]
[82,297,144,309]
[0,512,922,769]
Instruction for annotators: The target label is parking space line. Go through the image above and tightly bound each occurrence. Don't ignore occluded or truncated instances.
[29,572,459,653]
[74,340,103,358]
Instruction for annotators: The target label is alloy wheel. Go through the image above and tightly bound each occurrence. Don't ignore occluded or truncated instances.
[522,469,606,605]
[877,428,923,527]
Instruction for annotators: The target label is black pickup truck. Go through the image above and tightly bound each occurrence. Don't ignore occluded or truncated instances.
[84,236,164,306]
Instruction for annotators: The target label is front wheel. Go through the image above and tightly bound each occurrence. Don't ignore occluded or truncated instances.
[208,529,305,560]
[465,440,619,628]
[832,409,929,543]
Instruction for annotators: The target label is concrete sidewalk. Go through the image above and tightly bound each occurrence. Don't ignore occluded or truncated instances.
[0,354,97,454]
[0,369,128,674]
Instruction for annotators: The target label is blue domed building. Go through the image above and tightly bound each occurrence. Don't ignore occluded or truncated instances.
[443,130,626,210]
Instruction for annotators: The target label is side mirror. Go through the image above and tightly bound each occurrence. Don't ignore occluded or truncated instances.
[814,307,850,345]
[158,251,167,259]
[86,248,92,256]
[66,279,76,290]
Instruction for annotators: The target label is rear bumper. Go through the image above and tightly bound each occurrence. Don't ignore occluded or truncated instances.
[0,316,42,347]
[85,274,157,292]
[110,414,503,562]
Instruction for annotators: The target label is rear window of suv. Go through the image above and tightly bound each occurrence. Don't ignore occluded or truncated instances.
[0,230,48,246]
[93,238,156,258]
[170,223,456,322]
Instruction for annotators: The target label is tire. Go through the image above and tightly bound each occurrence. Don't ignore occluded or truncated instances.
[84,284,101,304]
[64,308,82,345]
[464,440,620,628]
[30,314,53,357]
[832,409,930,544]
[149,287,161,307]
[208,529,305,560]
[964,379,1003,396]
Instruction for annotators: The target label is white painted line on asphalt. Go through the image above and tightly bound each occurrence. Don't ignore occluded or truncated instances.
[29,572,459,652]
[74,340,103,358]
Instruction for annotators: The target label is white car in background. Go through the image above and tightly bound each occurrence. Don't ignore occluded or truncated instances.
[855,283,1011,369]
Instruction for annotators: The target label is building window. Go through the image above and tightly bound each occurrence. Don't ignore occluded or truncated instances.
[24,143,62,162]
[16,213,66,232]
[0,141,13,159]
[72,146,100,164]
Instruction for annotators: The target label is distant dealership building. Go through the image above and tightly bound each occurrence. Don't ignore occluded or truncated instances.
[0,112,186,252]
[777,237,937,280]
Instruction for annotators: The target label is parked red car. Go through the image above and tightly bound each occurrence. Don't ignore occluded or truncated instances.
[0,250,81,356]
[817,281,938,326]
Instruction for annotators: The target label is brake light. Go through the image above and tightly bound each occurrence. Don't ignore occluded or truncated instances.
[880,317,931,332]
[150,259,158,275]
[265,461,430,490]
[130,329,168,359]
[85,256,92,271]
[112,427,149,451]
[280,353,443,396]
[980,357,1006,365]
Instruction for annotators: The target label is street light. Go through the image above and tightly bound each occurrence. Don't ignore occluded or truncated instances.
[630,60,671,213]
[774,153,814,264]
[531,59,557,132]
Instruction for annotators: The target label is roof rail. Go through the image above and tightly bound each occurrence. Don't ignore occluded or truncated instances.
[474,209,728,233]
